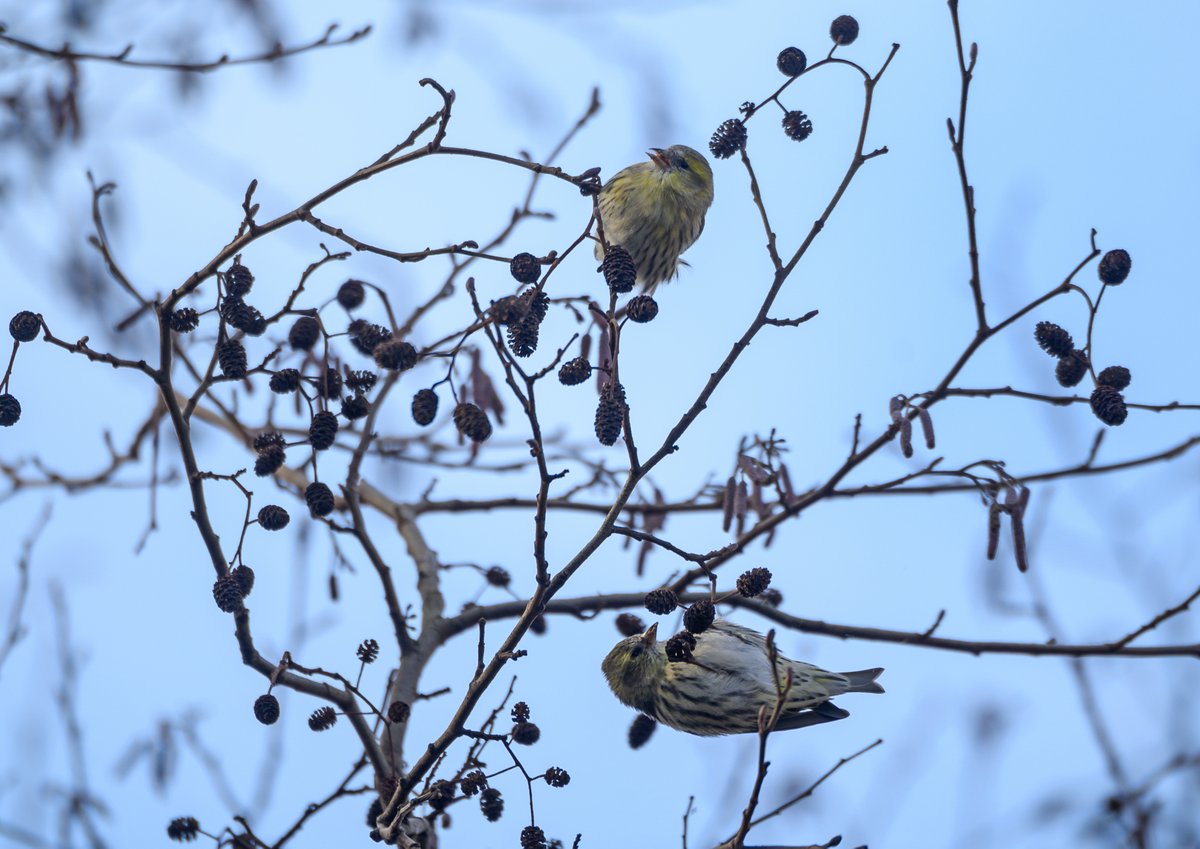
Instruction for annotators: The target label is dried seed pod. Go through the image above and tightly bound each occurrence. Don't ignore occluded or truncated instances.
[0,394,21,427]
[1090,386,1128,426]
[830,14,860,45]
[1055,350,1089,387]
[511,721,541,745]
[212,574,245,613]
[253,693,280,725]
[337,279,366,309]
[226,262,254,297]
[736,567,772,598]
[341,394,370,420]
[1097,249,1131,285]
[683,600,715,634]
[411,389,439,426]
[558,356,591,386]
[167,817,201,842]
[308,410,339,450]
[357,638,380,663]
[269,368,301,394]
[644,588,678,615]
[348,320,392,355]
[776,46,808,76]
[594,381,627,446]
[374,339,418,372]
[479,787,504,821]
[308,706,338,731]
[288,317,321,351]
[485,565,510,587]
[305,482,335,517]
[453,402,492,443]
[509,252,541,284]
[1096,365,1131,391]
[626,294,659,323]
[709,118,747,160]
[1034,322,1073,358]
[781,110,813,142]
[543,767,570,788]
[167,308,198,334]
[231,565,255,597]
[218,339,248,379]
[257,504,290,531]
[254,445,285,477]
[600,246,637,294]
[665,631,697,662]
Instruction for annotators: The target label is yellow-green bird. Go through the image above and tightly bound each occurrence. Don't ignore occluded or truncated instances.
[602,619,884,735]
[595,145,714,292]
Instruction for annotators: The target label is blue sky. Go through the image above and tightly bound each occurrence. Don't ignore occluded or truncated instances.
[1,2,1199,847]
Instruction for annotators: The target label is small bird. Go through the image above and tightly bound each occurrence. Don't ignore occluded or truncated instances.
[595,145,714,292]
[602,619,883,736]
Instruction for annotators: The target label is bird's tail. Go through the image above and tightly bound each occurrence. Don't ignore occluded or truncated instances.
[842,667,885,694]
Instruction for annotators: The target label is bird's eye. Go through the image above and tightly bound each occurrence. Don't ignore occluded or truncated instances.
[674,157,690,170]
[630,644,644,658]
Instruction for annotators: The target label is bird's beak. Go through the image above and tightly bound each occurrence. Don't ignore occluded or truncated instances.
[646,148,669,170]
[641,622,659,645]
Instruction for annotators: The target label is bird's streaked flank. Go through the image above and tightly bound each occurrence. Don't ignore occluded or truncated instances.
[602,619,884,735]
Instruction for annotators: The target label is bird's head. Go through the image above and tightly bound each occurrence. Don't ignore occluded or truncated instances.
[646,145,714,204]
[601,622,667,711]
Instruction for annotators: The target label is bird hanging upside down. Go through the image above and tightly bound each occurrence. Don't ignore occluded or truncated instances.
[602,619,884,736]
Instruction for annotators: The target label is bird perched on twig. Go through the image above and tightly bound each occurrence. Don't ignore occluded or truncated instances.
[602,619,884,735]
[594,145,714,292]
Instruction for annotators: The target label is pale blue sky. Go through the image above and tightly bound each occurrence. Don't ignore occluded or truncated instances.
[1,2,1198,847]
